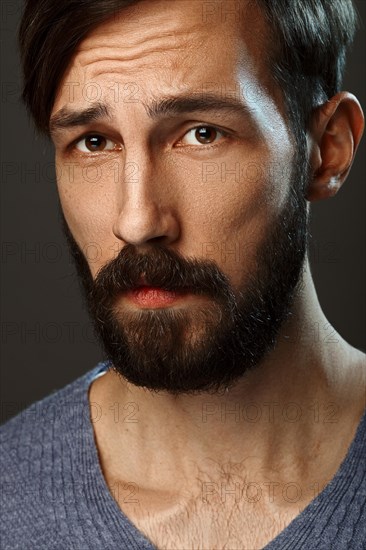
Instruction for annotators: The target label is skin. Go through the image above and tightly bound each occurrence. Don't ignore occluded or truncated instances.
[50,1,365,548]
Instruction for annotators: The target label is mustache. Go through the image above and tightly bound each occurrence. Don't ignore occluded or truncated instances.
[59,209,237,308]
[89,243,234,304]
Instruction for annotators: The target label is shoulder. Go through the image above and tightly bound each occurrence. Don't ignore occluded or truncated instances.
[0,364,101,450]
[0,362,108,549]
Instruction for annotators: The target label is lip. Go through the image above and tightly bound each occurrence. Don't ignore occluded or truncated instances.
[125,285,191,308]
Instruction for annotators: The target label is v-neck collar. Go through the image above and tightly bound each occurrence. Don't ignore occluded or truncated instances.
[79,361,366,549]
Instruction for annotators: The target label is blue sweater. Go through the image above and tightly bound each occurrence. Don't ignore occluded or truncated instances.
[1,361,365,549]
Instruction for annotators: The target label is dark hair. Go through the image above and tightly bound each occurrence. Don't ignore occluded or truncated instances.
[256,0,358,147]
[18,0,358,145]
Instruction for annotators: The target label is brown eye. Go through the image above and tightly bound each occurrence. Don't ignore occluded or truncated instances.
[195,127,218,144]
[85,135,107,151]
[179,126,226,146]
[75,135,117,153]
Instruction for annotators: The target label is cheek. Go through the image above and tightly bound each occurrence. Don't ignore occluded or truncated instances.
[170,144,285,216]
[56,158,119,275]
[185,151,292,288]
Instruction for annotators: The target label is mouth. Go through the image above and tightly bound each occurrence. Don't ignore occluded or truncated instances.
[125,285,192,308]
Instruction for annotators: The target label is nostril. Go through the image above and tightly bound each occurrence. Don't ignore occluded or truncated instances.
[148,235,168,244]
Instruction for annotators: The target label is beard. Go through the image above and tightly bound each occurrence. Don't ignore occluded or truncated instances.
[60,150,310,395]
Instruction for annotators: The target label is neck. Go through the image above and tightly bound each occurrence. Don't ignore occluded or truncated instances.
[89,257,365,497]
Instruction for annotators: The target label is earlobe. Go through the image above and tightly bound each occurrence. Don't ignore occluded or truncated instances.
[305,92,364,202]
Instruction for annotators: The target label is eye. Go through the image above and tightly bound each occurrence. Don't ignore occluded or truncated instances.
[74,135,119,153]
[179,126,228,146]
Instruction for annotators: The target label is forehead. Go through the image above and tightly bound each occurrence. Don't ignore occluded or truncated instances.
[52,0,276,113]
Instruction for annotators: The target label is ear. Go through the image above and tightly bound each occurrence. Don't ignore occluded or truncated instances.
[306,92,364,202]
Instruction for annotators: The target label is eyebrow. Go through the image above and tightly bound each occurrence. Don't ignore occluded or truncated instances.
[49,93,254,136]
[49,103,113,136]
[144,93,254,120]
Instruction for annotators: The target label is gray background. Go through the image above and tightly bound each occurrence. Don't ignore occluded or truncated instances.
[1,1,365,423]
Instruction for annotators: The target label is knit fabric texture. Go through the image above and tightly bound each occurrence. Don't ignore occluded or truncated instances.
[1,361,365,549]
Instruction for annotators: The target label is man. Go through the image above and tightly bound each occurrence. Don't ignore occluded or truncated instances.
[1,0,365,548]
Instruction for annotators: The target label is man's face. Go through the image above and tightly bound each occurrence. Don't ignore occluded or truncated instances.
[51,0,309,394]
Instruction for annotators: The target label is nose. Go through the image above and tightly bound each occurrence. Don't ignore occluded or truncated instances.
[112,159,180,246]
